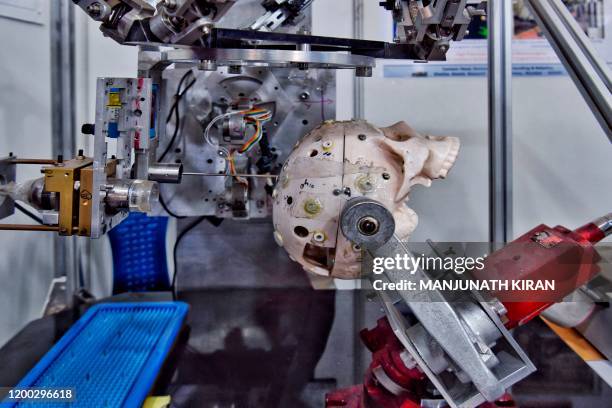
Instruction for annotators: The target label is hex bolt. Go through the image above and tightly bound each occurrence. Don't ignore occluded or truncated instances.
[86,2,102,18]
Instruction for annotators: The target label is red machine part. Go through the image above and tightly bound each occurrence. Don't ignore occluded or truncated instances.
[326,317,517,408]
[326,213,609,407]
[476,214,610,329]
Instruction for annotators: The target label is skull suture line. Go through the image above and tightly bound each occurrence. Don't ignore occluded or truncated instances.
[272,120,460,279]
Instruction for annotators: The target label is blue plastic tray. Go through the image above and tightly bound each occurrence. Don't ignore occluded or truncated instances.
[3,302,188,408]
[108,213,170,294]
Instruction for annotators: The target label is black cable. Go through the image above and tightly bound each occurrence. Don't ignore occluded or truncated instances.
[159,194,186,220]
[158,72,197,162]
[171,216,207,300]
[158,70,198,219]
[14,202,43,224]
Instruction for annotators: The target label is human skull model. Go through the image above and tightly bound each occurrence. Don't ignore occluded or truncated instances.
[272,120,460,279]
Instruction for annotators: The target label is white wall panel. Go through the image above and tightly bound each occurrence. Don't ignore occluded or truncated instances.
[0,1,54,346]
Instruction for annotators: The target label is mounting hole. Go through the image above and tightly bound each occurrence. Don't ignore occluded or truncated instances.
[294,226,309,238]
[357,217,379,236]
[313,232,326,242]
[302,119,309,125]
[207,159,213,164]
[286,196,293,205]
[309,149,318,157]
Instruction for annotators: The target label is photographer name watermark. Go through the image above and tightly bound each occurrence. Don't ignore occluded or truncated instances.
[372,278,555,292]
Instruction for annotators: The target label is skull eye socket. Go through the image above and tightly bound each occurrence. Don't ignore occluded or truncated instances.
[302,243,334,271]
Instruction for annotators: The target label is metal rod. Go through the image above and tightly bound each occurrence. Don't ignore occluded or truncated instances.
[10,159,58,165]
[488,0,514,243]
[526,0,612,139]
[182,172,278,179]
[0,224,60,232]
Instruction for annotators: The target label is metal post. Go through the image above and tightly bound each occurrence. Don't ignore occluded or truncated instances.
[526,0,612,140]
[488,0,514,243]
[353,0,364,119]
[50,1,79,305]
[50,1,76,158]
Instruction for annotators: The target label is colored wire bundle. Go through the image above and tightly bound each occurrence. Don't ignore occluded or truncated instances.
[228,151,249,186]
[238,108,272,153]
[202,107,272,185]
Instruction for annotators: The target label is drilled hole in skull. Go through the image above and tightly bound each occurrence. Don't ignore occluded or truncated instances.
[293,225,309,238]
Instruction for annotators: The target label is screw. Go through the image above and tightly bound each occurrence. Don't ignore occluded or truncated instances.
[356,175,375,193]
[163,0,177,10]
[228,65,242,75]
[201,23,213,36]
[356,66,373,77]
[358,134,366,141]
[333,189,342,196]
[382,173,390,180]
[199,59,217,71]
[303,199,322,216]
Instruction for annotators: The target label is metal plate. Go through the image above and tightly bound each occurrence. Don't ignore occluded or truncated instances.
[156,66,336,218]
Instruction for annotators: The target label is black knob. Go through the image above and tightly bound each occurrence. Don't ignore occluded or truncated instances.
[81,123,95,135]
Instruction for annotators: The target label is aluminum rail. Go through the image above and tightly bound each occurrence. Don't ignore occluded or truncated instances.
[526,0,612,140]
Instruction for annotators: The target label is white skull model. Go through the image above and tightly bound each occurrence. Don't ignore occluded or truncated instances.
[272,120,460,279]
